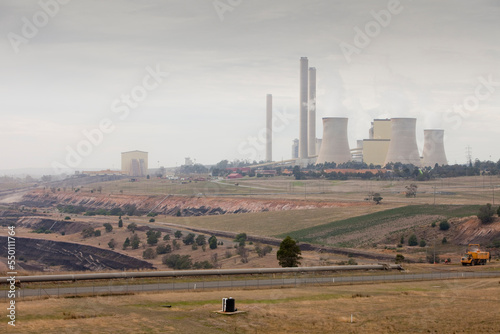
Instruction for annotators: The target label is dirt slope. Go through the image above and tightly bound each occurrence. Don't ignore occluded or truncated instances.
[19,190,367,216]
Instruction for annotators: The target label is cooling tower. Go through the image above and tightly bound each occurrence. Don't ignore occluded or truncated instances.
[299,57,308,159]
[422,129,447,167]
[308,67,316,156]
[266,94,272,162]
[316,117,351,164]
[384,118,421,166]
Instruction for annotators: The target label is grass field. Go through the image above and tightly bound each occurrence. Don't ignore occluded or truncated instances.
[278,205,481,247]
[152,203,403,237]
[5,277,500,333]
[69,175,500,205]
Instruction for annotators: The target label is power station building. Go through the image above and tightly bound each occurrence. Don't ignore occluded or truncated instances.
[121,150,148,177]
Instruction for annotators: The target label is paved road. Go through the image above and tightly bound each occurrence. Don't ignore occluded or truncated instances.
[4,271,499,299]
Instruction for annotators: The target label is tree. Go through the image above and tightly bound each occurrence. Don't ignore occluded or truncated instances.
[131,234,140,249]
[123,237,130,249]
[127,223,137,233]
[408,234,418,246]
[395,254,405,264]
[405,184,418,197]
[172,239,181,250]
[156,243,171,255]
[277,236,302,267]
[108,239,116,249]
[419,239,427,247]
[372,193,383,205]
[81,227,95,238]
[143,248,156,259]
[163,234,170,241]
[439,220,450,231]
[208,235,218,249]
[118,218,123,228]
[234,233,247,247]
[195,234,206,246]
[103,223,113,233]
[146,230,161,245]
[497,205,500,216]
[162,254,192,269]
[182,233,195,245]
[174,230,182,239]
[478,203,495,224]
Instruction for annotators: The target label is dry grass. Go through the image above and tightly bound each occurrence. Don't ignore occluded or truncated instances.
[6,278,500,333]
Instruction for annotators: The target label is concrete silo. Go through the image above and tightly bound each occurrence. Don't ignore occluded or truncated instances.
[316,117,351,164]
[422,129,447,167]
[384,118,421,166]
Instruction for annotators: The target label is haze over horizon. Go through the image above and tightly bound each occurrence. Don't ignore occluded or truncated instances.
[1,0,499,173]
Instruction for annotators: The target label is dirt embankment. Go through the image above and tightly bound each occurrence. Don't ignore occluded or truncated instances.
[451,216,500,245]
[19,190,366,216]
[0,236,154,272]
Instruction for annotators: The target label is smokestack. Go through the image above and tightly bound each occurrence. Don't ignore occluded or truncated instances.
[299,57,308,159]
[384,118,421,166]
[266,94,272,162]
[308,67,316,156]
[316,117,351,164]
[422,129,447,167]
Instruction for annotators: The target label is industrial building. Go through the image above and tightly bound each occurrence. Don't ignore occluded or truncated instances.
[274,57,449,168]
[316,117,351,165]
[121,150,148,177]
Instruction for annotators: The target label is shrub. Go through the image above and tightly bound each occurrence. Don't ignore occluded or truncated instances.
[143,248,156,259]
[408,234,418,246]
[103,223,113,233]
[127,223,137,233]
[419,239,427,247]
[195,234,206,246]
[442,237,447,244]
[478,203,495,224]
[191,244,198,250]
[149,218,155,223]
[108,239,116,249]
[81,227,95,238]
[395,254,405,264]
[163,234,170,241]
[64,216,71,220]
[182,233,195,245]
[118,218,123,228]
[174,230,182,239]
[94,230,101,237]
[439,220,450,231]
[431,221,436,227]
[162,254,192,269]
[426,254,440,264]
[156,243,171,255]
[193,261,214,269]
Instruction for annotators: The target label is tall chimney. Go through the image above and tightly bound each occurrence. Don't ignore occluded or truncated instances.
[299,57,309,160]
[266,94,272,162]
[308,67,316,156]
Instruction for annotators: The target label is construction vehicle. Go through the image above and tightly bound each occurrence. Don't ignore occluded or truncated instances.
[461,244,490,266]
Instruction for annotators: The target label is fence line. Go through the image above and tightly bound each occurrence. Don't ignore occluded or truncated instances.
[2,271,499,301]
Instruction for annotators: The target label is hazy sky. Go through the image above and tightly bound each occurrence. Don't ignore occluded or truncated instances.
[1,0,499,172]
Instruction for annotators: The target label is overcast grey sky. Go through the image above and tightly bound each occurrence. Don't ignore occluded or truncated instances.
[1,0,499,172]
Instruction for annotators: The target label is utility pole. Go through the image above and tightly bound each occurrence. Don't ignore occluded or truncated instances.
[433,185,436,205]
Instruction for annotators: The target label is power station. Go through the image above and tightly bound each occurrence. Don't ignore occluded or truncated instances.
[275,57,448,168]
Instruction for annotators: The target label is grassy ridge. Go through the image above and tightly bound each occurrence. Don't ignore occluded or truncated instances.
[277,205,480,244]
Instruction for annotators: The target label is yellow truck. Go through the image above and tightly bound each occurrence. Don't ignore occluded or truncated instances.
[461,244,490,266]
